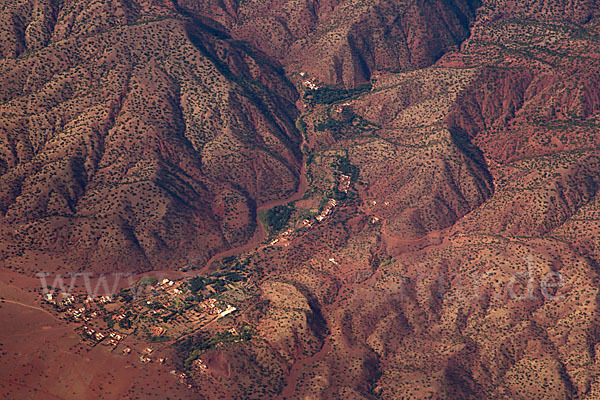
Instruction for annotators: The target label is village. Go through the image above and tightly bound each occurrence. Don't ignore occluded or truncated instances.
[39,268,251,386]
[36,163,357,388]
[43,276,242,344]
[268,173,352,247]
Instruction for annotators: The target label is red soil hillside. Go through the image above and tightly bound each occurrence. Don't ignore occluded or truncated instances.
[0,0,302,274]
[173,1,600,398]
[179,0,482,86]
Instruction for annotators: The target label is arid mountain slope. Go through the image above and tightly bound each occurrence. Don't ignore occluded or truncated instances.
[2,0,600,399]
[179,0,481,86]
[0,0,302,273]
[169,1,600,399]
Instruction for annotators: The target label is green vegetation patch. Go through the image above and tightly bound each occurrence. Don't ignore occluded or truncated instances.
[304,83,372,104]
[137,277,158,286]
[331,155,359,181]
[315,111,377,137]
[263,204,295,232]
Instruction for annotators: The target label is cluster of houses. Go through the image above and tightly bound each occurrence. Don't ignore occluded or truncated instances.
[316,174,353,222]
[268,198,339,247]
[268,173,354,247]
[107,332,124,346]
[316,199,338,222]
[334,103,351,114]
[109,282,236,348]
[301,218,314,229]
[45,292,115,323]
[198,298,220,315]
[158,278,183,295]
[303,79,320,90]
[300,72,320,90]
[139,347,165,364]
[367,199,389,224]
[270,227,292,246]
[82,326,103,341]
[43,292,112,306]
[98,295,114,303]
[40,273,244,387]
[170,370,191,387]
[198,298,237,318]
[338,174,351,193]
[113,312,127,322]
[193,358,208,372]
[128,278,187,314]
[68,306,89,320]
[81,326,124,346]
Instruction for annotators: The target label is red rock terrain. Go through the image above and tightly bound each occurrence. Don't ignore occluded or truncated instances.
[1,0,600,399]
